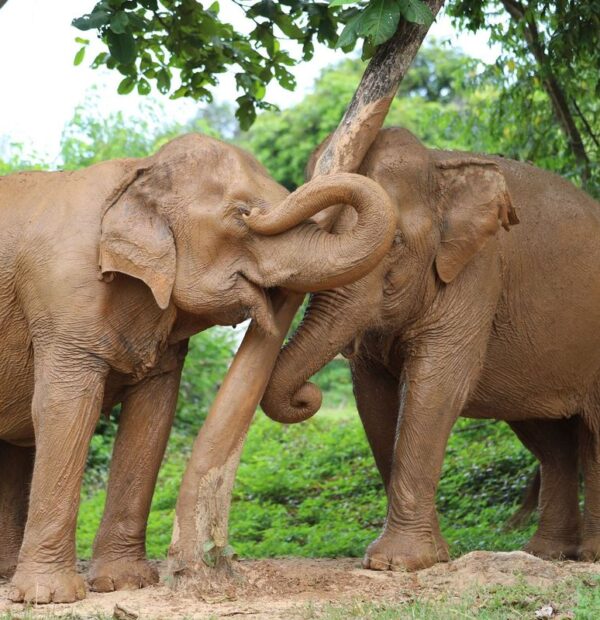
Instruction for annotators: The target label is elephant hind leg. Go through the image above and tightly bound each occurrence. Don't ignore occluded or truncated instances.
[579,412,600,562]
[508,418,581,560]
[0,440,35,578]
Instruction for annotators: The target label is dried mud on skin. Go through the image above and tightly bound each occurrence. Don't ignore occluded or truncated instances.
[1,552,598,619]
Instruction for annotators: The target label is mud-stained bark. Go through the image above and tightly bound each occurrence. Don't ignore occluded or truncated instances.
[314,0,446,179]
[168,0,445,584]
[167,291,302,583]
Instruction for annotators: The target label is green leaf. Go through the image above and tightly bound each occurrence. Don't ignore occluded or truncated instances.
[75,37,90,45]
[361,37,376,60]
[336,17,360,49]
[110,11,130,35]
[329,0,356,7]
[107,31,136,64]
[117,76,136,94]
[359,0,401,46]
[72,10,111,31]
[137,78,151,95]
[73,46,86,66]
[156,68,171,94]
[399,0,434,27]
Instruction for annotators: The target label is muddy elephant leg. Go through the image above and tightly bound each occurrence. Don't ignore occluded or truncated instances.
[351,357,449,562]
[362,329,490,572]
[89,343,186,591]
[579,418,600,561]
[351,357,399,489]
[10,354,107,604]
[0,441,35,578]
[508,419,581,559]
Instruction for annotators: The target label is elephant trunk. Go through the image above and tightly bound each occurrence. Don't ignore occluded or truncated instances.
[261,284,366,423]
[245,173,395,292]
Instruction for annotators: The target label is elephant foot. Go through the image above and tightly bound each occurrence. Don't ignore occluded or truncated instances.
[524,532,580,560]
[0,561,16,579]
[88,558,159,592]
[579,535,600,562]
[363,530,448,572]
[0,540,22,579]
[9,564,86,603]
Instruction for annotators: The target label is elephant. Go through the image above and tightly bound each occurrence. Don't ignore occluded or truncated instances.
[0,132,396,603]
[261,127,600,570]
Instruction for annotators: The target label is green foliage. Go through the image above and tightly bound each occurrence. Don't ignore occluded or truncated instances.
[448,0,600,196]
[72,0,342,129]
[0,141,44,175]
[239,42,486,189]
[72,0,434,127]
[241,40,598,197]
[336,0,433,59]
[59,93,230,170]
[79,410,537,561]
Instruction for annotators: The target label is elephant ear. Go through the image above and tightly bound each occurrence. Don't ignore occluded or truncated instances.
[99,165,176,310]
[434,158,519,284]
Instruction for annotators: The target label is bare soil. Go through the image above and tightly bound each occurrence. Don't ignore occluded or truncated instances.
[1,552,598,619]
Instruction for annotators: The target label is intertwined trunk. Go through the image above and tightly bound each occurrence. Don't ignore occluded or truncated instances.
[167,0,446,585]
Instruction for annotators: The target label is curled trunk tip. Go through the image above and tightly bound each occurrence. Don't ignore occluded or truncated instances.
[261,380,322,424]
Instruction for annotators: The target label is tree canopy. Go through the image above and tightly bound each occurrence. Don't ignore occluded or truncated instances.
[70,1,598,192]
[71,0,436,128]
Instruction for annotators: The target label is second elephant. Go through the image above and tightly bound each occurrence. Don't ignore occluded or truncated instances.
[262,127,600,570]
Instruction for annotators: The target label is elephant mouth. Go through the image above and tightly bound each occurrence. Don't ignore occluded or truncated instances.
[236,272,277,336]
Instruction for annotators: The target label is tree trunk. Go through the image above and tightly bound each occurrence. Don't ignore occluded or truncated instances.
[167,0,446,586]
[500,0,591,187]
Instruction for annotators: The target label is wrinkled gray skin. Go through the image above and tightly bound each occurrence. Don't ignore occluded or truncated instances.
[0,133,395,603]
[263,127,600,570]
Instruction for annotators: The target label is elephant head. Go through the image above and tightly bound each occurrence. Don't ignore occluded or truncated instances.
[262,127,518,422]
[98,133,396,334]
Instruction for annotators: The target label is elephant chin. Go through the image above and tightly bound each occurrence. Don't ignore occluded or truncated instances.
[236,274,277,336]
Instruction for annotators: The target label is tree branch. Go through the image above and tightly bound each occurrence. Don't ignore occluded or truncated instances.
[571,96,600,150]
[500,0,590,185]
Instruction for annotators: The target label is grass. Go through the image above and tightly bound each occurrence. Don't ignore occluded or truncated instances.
[305,576,600,619]
[77,404,537,560]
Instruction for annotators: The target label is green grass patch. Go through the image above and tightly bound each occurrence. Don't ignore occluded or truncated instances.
[305,576,600,619]
[78,407,537,560]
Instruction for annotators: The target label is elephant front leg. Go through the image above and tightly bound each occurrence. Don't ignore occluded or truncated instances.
[509,419,581,559]
[89,344,186,592]
[0,441,35,578]
[10,356,107,604]
[351,357,449,562]
[363,341,485,572]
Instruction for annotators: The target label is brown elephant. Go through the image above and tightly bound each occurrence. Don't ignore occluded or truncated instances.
[262,127,600,570]
[0,133,396,603]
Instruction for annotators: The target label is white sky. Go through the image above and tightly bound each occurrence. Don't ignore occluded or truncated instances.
[0,1,500,163]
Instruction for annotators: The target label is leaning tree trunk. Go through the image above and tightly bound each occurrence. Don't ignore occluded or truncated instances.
[167,0,446,584]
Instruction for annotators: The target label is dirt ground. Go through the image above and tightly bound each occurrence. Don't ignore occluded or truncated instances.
[1,552,598,619]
